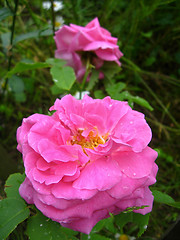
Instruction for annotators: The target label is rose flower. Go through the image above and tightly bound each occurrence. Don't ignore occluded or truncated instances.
[54,18,123,81]
[17,95,158,234]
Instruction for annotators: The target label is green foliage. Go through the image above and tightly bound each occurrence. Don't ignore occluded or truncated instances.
[8,75,26,102]
[155,148,173,163]
[101,61,122,80]
[0,173,29,240]
[115,212,150,237]
[50,65,76,91]
[81,233,111,240]
[5,62,50,79]
[105,82,153,110]
[87,70,99,91]
[0,198,30,240]
[152,190,180,209]
[0,7,13,21]
[26,211,79,240]
[46,58,76,91]
[0,0,180,239]
[13,29,53,45]
[5,173,25,200]
[92,217,116,234]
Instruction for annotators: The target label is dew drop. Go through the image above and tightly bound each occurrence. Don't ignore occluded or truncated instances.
[133,173,136,176]
[40,224,43,227]
[144,225,147,229]
[130,121,133,124]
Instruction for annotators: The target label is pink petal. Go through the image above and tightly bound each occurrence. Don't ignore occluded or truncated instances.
[52,181,98,200]
[95,48,123,62]
[112,108,152,152]
[73,156,122,190]
[54,25,77,50]
[84,41,119,51]
[113,147,158,179]
[38,139,80,163]
[19,178,34,204]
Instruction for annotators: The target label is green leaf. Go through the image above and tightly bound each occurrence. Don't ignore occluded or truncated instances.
[133,213,150,237]
[46,58,67,67]
[9,75,25,93]
[129,95,153,111]
[145,56,156,67]
[5,62,50,79]
[90,234,111,240]
[115,212,133,231]
[8,75,26,102]
[92,216,115,233]
[0,198,30,240]
[141,31,153,38]
[13,28,53,44]
[106,82,126,99]
[1,32,11,53]
[87,70,99,91]
[50,65,76,91]
[0,7,13,21]
[154,148,173,163]
[152,190,180,208]
[94,90,106,99]
[82,233,111,240]
[115,212,150,237]
[26,210,78,240]
[14,92,26,102]
[50,84,65,95]
[5,173,25,200]
[102,61,121,80]
[115,91,153,111]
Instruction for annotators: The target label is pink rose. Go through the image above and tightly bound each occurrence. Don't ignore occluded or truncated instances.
[54,17,123,81]
[17,95,158,234]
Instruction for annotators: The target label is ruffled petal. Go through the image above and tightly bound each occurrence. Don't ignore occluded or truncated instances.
[73,156,122,190]
[113,147,158,179]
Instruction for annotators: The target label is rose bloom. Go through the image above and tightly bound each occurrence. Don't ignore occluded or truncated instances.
[17,95,158,234]
[54,18,123,81]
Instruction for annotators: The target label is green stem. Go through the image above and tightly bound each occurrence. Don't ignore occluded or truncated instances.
[146,117,180,133]
[3,0,19,93]
[50,0,55,35]
[122,56,180,87]
[122,57,180,128]
[79,60,91,99]
[138,74,179,128]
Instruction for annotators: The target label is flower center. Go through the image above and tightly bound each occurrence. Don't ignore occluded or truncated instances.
[71,129,108,149]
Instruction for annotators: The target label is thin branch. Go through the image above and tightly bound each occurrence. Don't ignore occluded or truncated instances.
[3,0,19,93]
[50,0,55,35]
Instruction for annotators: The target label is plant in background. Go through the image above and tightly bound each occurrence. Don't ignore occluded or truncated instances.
[54,17,123,82]
[1,1,180,239]
[43,1,64,11]
[17,94,158,234]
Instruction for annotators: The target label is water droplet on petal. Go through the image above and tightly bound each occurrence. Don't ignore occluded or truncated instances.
[133,173,136,176]
[130,121,133,124]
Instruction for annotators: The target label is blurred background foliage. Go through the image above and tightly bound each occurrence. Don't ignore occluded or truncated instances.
[0,0,180,239]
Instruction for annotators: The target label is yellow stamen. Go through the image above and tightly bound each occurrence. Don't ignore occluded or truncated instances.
[71,129,108,150]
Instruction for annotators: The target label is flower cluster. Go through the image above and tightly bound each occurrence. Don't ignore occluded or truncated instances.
[54,18,123,81]
[17,95,158,234]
